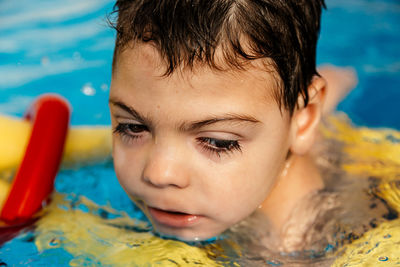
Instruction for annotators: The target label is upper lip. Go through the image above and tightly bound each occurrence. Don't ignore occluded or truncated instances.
[134,195,202,216]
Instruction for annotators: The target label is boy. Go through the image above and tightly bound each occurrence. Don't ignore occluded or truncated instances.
[108,0,362,253]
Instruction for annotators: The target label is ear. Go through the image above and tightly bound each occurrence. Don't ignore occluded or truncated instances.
[289,76,326,155]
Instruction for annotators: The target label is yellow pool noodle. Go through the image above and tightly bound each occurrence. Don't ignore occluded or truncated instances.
[0,114,112,211]
[0,179,9,211]
[0,114,112,173]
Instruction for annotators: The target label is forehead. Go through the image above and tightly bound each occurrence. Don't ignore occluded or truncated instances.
[113,43,280,97]
[110,44,291,125]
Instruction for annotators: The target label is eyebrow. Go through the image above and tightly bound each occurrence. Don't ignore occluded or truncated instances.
[182,115,260,132]
[109,99,261,131]
[109,99,149,125]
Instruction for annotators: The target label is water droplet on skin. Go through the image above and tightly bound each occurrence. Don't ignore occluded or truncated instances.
[378,256,388,262]
[325,243,335,252]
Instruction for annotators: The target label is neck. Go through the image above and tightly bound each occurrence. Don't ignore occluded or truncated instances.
[259,154,324,235]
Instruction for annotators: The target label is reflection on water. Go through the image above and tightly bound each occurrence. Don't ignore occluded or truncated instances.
[0,0,399,264]
[31,194,242,266]
[1,114,400,266]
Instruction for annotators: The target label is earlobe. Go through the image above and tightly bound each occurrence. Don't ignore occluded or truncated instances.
[289,76,326,155]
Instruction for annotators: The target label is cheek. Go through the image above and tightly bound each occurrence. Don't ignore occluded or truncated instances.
[112,140,144,195]
[204,137,288,224]
[199,162,276,226]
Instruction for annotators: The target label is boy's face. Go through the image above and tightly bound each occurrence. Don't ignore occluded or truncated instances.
[109,44,293,241]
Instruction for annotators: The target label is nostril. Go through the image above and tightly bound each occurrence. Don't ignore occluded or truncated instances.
[143,175,166,188]
[142,173,189,189]
[142,163,190,189]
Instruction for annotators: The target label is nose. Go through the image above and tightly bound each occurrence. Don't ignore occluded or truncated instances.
[142,144,190,189]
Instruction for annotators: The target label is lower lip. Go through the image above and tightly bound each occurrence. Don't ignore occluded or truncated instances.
[148,207,201,228]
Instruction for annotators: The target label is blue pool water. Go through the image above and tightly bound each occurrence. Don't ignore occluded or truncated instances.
[0,0,399,265]
[318,0,400,129]
[0,0,399,129]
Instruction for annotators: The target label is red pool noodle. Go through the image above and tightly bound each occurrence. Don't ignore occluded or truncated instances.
[0,94,70,222]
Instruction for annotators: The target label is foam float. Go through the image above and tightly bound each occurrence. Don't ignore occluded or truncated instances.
[0,94,112,223]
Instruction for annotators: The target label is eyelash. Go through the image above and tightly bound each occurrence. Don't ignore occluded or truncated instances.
[197,137,242,157]
[113,123,148,143]
[113,123,242,157]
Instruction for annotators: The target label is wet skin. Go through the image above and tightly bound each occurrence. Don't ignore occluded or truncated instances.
[109,44,324,241]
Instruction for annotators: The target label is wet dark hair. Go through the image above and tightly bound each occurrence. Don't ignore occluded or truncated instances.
[111,0,325,114]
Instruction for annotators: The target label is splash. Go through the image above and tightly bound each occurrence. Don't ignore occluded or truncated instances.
[2,113,400,266]
[320,114,400,266]
[34,194,241,266]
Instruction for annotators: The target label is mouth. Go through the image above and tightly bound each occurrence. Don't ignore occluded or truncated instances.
[148,207,202,228]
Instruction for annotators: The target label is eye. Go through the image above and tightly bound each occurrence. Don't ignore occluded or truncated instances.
[197,137,241,157]
[113,123,149,143]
